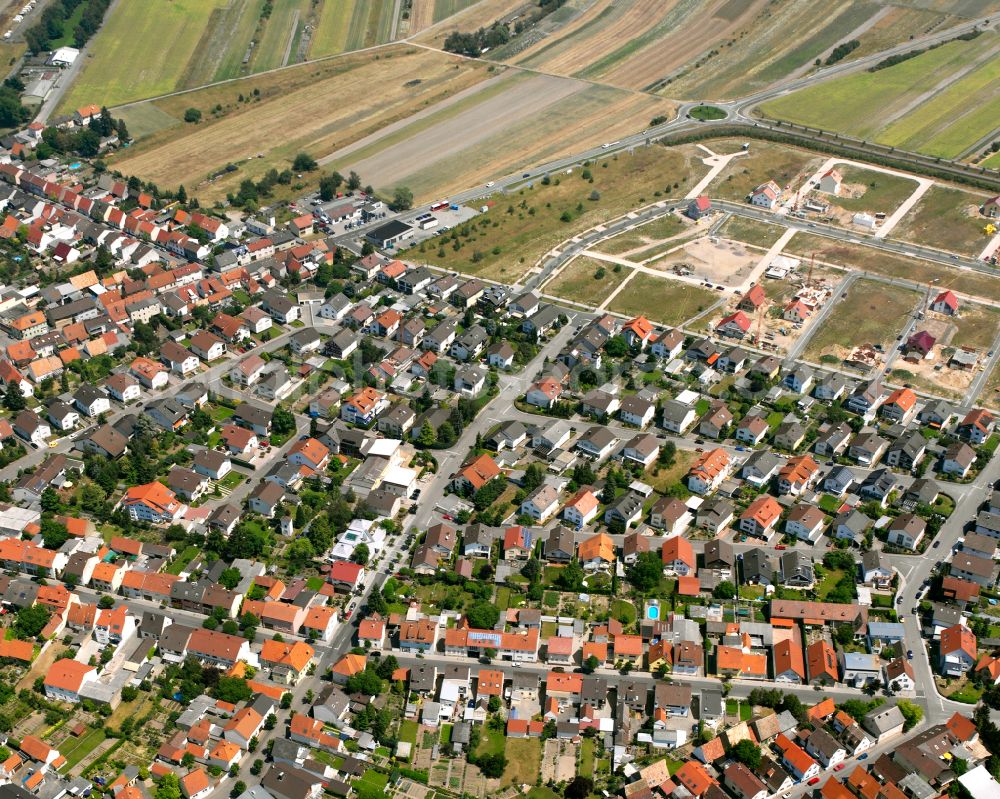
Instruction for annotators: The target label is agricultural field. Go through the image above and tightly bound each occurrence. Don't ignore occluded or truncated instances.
[607,272,720,327]
[666,0,889,99]
[543,256,632,307]
[803,280,920,363]
[404,143,704,281]
[891,185,994,256]
[310,0,397,57]
[511,0,766,91]
[592,214,687,255]
[252,0,314,72]
[415,0,523,48]
[60,0,236,110]
[710,140,823,201]
[717,214,788,248]
[785,233,1000,300]
[111,47,491,201]
[760,31,1000,157]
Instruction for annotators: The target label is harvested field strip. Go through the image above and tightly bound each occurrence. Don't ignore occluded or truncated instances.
[513,0,621,69]
[515,0,675,77]
[759,33,998,141]
[608,272,719,327]
[384,85,673,202]
[785,233,999,300]
[59,0,230,110]
[433,0,481,23]
[594,0,767,91]
[804,280,920,362]
[181,0,265,87]
[327,71,529,165]
[339,73,589,189]
[415,0,524,48]
[408,0,435,33]
[111,47,490,199]
[116,104,183,140]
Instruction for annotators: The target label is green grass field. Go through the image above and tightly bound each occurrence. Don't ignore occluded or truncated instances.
[502,738,542,786]
[608,273,718,327]
[827,165,918,215]
[760,33,1000,156]
[544,256,632,307]
[593,214,686,255]
[804,280,920,363]
[892,185,992,256]
[718,214,787,248]
[59,727,107,771]
[61,0,231,110]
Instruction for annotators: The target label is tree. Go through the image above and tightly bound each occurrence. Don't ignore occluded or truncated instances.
[897,700,923,731]
[230,782,246,798]
[374,655,399,680]
[319,172,343,201]
[392,186,413,211]
[732,739,762,771]
[476,752,506,778]
[557,559,585,592]
[40,518,69,549]
[351,542,370,565]
[521,558,542,582]
[627,551,663,593]
[272,407,295,435]
[584,655,600,673]
[215,676,252,704]
[3,381,25,412]
[345,668,383,696]
[183,108,202,123]
[14,604,51,639]
[218,567,241,590]
[487,695,500,713]
[155,774,181,799]
[712,581,737,600]
[347,171,362,191]
[98,594,115,609]
[417,421,436,447]
[565,777,594,799]
[292,153,317,172]
[466,601,499,630]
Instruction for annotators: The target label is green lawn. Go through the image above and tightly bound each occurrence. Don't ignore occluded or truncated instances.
[211,405,235,422]
[815,569,845,600]
[495,586,512,610]
[219,471,244,490]
[608,273,718,327]
[59,727,107,772]
[579,737,595,778]
[306,576,325,591]
[358,770,389,790]
[398,719,418,744]
[610,599,637,626]
[440,723,452,745]
[819,495,842,513]
[475,723,506,758]
[166,545,200,575]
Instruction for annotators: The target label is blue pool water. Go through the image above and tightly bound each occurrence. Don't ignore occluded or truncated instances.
[68,162,82,170]
[647,606,659,620]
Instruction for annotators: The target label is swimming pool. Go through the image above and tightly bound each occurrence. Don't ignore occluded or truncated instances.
[647,605,659,620]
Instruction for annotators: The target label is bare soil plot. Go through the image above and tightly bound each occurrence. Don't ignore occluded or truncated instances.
[803,280,920,363]
[710,140,823,202]
[405,143,702,281]
[983,359,1000,411]
[891,185,994,257]
[112,47,490,201]
[644,235,762,287]
[543,256,631,307]
[608,272,719,326]
[717,214,788,248]
[785,233,1000,301]
[592,214,688,255]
